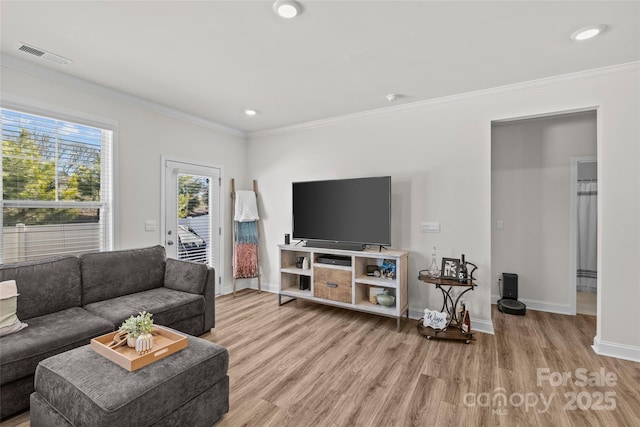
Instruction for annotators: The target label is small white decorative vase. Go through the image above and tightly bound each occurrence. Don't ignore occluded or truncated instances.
[127,335,137,348]
[135,333,154,355]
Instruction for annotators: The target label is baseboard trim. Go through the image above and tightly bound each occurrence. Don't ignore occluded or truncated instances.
[492,294,572,315]
[472,318,495,335]
[592,335,640,363]
[220,281,278,296]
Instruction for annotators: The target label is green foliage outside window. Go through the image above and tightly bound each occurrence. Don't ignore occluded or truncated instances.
[2,121,102,225]
[177,175,209,219]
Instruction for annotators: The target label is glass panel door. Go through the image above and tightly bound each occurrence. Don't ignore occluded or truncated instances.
[164,159,221,294]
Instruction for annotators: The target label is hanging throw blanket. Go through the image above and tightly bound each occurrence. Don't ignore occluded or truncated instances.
[234,220,259,278]
[234,191,259,222]
[235,221,258,245]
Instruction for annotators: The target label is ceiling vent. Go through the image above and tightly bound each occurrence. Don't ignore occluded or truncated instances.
[17,42,72,65]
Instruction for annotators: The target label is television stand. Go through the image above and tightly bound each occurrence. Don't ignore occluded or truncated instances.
[278,245,409,331]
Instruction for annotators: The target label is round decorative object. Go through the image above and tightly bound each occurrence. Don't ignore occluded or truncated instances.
[376,289,395,307]
[127,335,137,348]
[135,333,154,355]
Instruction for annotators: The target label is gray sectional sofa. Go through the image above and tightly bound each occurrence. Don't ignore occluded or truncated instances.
[0,245,215,420]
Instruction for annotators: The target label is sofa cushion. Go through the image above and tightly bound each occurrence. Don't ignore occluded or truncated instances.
[164,258,208,295]
[0,256,81,320]
[83,287,205,329]
[80,246,166,305]
[0,307,114,385]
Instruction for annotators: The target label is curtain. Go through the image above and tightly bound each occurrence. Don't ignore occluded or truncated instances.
[577,180,597,292]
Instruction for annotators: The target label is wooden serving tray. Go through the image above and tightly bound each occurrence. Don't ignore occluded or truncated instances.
[91,325,188,371]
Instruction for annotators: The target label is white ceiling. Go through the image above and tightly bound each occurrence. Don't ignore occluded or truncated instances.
[1,1,639,133]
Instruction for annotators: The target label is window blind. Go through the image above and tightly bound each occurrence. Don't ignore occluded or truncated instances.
[1,108,113,263]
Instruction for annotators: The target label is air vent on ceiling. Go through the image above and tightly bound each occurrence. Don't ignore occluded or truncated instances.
[17,42,72,65]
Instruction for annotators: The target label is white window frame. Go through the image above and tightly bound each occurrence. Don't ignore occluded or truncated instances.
[0,96,118,262]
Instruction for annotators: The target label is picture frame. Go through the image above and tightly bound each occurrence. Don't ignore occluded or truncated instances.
[441,258,460,280]
[381,259,396,279]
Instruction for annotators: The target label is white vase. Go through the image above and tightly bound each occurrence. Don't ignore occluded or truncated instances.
[135,333,154,355]
[127,335,137,348]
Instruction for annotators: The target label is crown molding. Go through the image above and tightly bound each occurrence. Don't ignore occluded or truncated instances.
[249,61,640,139]
[0,53,246,138]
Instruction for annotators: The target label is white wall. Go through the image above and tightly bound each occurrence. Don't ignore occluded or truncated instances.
[248,64,640,356]
[1,65,248,289]
[491,112,597,312]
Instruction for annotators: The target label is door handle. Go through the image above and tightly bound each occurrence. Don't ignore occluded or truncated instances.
[326,282,338,288]
[167,240,174,246]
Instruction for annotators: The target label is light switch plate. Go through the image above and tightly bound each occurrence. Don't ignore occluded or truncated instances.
[145,220,157,232]
[496,220,504,230]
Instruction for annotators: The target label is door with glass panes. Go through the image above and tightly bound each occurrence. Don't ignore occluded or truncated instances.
[163,159,221,295]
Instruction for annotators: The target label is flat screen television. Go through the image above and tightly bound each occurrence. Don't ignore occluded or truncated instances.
[292,176,391,250]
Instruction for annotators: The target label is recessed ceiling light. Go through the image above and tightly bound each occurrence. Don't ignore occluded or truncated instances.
[273,0,302,19]
[245,109,257,116]
[570,24,607,41]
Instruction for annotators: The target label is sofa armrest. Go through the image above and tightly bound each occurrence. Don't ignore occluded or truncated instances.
[164,258,215,331]
[203,266,215,330]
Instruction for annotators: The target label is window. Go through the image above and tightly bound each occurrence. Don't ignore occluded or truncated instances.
[1,108,113,263]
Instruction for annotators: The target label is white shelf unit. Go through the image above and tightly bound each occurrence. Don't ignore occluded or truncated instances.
[278,245,409,331]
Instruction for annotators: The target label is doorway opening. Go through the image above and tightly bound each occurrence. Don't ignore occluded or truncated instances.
[571,157,597,316]
[491,109,597,317]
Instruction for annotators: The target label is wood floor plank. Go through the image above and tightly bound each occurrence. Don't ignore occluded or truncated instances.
[2,289,639,427]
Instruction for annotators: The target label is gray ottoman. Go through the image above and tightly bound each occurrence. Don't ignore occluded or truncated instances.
[29,333,229,426]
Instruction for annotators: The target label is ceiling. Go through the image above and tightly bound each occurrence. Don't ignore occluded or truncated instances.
[1,1,638,133]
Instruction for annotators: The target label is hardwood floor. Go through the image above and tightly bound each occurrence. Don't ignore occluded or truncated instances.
[3,290,639,427]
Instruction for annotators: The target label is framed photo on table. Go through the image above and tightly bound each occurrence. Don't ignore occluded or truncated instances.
[441,258,460,280]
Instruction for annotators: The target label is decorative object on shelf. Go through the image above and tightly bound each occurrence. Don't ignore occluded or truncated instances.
[119,311,154,350]
[456,298,465,323]
[461,310,471,333]
[427,246,440,278]
[302,257,310,270]
[458,254,468,282]
[440,257,460,280]
[423,308,449,330]
[376,289,395,307]
[381,259,396,279]
[369,286,384,304]
[366,265,380,277]
[296,257,304,268]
